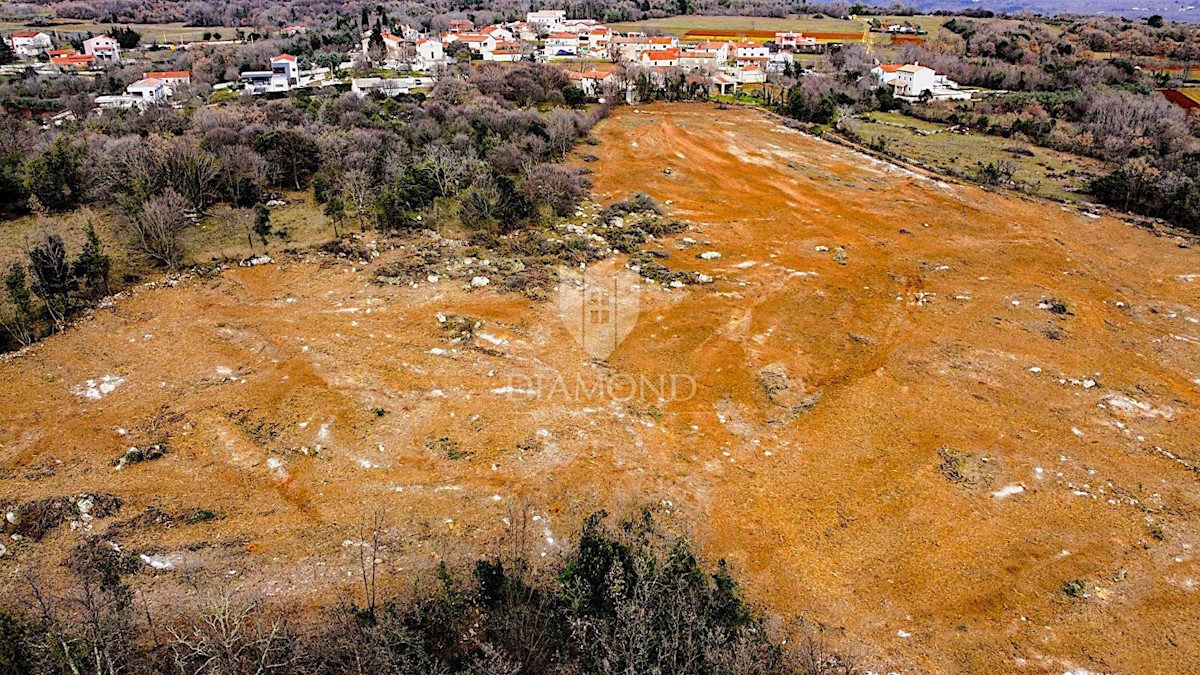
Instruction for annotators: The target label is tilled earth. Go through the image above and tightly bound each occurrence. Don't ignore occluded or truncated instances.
[2,103,1199,673]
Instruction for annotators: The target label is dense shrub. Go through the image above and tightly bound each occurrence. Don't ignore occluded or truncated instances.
[0,511,856,674]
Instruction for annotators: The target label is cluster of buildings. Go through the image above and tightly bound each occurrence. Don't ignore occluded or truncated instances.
[5,30,123,71]
[354,10,831,89]
[4,13,971,110]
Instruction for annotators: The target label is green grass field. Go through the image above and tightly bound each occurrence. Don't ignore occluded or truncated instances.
[608,15,863,37]
[0,20,242,43]
[850,112,1108,201]
[0,192,336,279]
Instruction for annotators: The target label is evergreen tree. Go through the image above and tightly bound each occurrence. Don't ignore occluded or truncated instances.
[25,137,83,212]
[324,195,346,237]
[253,203,272,246]
[27,234,75,331]
[72,222,111,299]
[3,263,38,345]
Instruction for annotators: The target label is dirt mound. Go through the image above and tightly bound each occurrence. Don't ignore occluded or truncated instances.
[1,104,1198,673]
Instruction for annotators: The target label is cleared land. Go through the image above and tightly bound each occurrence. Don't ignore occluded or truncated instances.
[849,111,1108,201]
[0,20,241,42]
[609,14,864,37]
[2,104,1199,672]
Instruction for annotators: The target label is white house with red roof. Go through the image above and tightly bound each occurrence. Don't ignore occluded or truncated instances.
[51,54,95,69]
[126,77,169,105]
[281,24,307,36]
[647,36,678,50]
[578,26,611,58]
[691,41,730,64]
[6,30,52,56]
[83,35,121,63]
[270,53,298,88]
[483,41,523,62]
[511,22,539,41]
[481,25,515,42]
[566,69,615,96]
[142,70,191,93]
[873,62,969,101]
[774,32,816,49]
[735,63,765,83]
[545,32,579,57]
[871,63,903,85]
[639,48,679,67]
[454,32,497,54]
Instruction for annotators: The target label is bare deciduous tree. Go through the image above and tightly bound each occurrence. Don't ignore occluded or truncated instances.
[130,189,189,268]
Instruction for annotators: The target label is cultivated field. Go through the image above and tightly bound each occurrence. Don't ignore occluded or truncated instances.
[2,104,1198,672]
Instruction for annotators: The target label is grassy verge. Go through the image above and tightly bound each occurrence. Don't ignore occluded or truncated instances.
[846,111,1108,201]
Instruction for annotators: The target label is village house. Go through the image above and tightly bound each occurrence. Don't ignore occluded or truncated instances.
[735,63,765,84]
[566,69,615,96]
[545,32,580,57]
[691,41,730,64]
[414,38,445,70]
[511,22,539,41]
[142,70,191,93]
[270,53,299,88]
[874,62,970,101]
[95,76,170,111]
[83,35,121,63]
[50,54,95,69]
[678,50,719,72]
[730,41,770,68]
[481,25,515,42]
[526,9,567,32]
[775,31,817,49]
[360,30,406,61]
[453,32,497,55]
[281,24,307,36]
[127,77,169,105]
[6,30,52,57]
[647,36,678,51]
[484,41,523,62]
[241,53,329,94]
[352,77,412,97]
[639,48,680,68]
[711,73,737,95]
[767,50,795,73]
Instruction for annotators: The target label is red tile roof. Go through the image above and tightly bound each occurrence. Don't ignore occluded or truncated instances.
[51,54,94,66]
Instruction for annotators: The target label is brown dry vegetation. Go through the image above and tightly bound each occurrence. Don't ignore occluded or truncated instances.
[2,103,1200,672]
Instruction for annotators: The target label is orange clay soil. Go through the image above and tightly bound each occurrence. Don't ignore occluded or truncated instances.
[3,103,1200,672]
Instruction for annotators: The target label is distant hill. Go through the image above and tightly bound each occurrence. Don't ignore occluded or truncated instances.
[904,0,1200,22]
